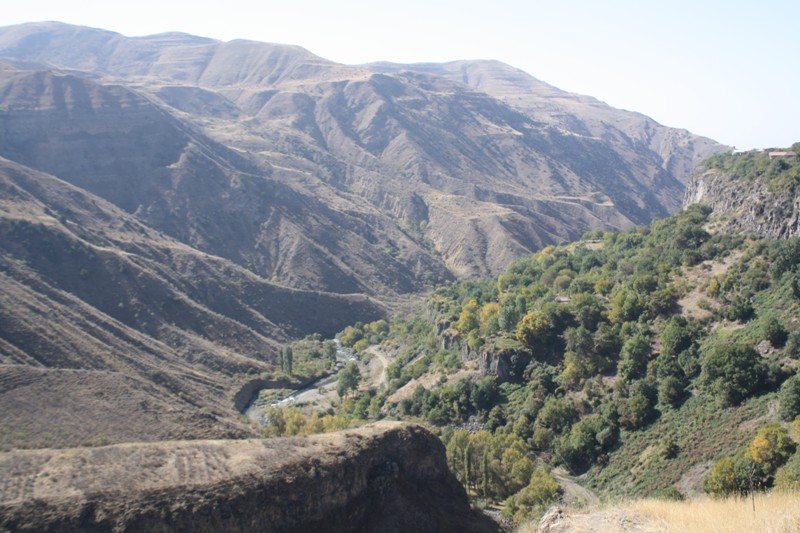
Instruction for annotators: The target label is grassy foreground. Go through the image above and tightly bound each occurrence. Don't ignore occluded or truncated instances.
[518,491,800,532]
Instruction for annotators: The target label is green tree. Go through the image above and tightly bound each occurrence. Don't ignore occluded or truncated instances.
[323,340,338,368]
[536,397,577,434]
[280,346,293,374]
[703,456,768,497]
[700,342,766,406]
[658,375,687,408]
[336,362,361,398]
[779,374,800,421]
[516,310,553,349]
[617,331,651,382]
[479,302,501,337]
[503,467,561,522]
[746,423,796,473]
[456,299,480,334]
[619,380,657,429]
[762,316,788,347]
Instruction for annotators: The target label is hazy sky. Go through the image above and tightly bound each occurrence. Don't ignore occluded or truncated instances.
[3,0,798,149]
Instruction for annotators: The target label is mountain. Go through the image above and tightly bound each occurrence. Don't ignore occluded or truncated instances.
[0,155,382,449]
[0,22,729,449]
[0,22,727,288]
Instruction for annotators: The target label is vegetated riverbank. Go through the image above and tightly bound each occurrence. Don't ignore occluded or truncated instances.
[242,341,362,424]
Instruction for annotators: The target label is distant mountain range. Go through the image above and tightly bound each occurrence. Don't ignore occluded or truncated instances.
[0,22,727,447]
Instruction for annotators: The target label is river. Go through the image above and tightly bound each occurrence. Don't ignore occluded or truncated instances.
[244,341,358,424]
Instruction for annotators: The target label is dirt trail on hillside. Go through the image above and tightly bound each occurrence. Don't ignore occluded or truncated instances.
[366,346,390,388]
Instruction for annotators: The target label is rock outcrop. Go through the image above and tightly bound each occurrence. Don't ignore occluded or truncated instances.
[0,422,498,533]
[684,154,800,239]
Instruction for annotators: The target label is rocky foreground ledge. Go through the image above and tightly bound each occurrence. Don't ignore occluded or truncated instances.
[0,422,497,532]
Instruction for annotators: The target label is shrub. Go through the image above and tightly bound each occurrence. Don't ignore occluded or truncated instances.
[779,374,800,421]
[658,437,679,460]
[703,456,769,496]
[723,294,754,322]
[746,423,796,473]
[657,486,685,500]
[774,452,800,491]
[700,342,767,406]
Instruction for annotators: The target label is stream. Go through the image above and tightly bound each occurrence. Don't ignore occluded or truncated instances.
[244,341,358,425]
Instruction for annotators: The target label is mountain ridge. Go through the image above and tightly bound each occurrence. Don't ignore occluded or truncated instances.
[0,21,728,450]
[0,22,728,292]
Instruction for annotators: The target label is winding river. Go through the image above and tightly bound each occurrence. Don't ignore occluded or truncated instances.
[244,342,358,424]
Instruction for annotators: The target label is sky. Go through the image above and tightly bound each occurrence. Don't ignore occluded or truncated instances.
[2,0,798,150]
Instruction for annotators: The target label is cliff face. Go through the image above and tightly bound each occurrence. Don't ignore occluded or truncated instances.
[0,422,498,533]
[683,153,800,239]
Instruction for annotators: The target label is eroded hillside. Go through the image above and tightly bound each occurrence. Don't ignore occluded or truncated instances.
[0,422,499,533]
[0,22,727,291]
[0,157,383,449]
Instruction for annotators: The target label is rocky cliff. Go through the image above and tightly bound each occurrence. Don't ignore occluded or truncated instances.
[683,148,800,239]
[0,423,498,533]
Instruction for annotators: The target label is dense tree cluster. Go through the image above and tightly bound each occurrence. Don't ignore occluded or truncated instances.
[704,423,797,496]
[354,201,799,511]
[326,150,800,517]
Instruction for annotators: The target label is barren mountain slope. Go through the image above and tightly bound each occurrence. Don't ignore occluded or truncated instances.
[0,22,728,286]
[371,60,723,183]
[0,156,383,449]
[0,62,450,294]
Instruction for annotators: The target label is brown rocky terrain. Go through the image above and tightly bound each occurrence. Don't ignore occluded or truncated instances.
[0,422,498,533]
[0,20,727,467]
[0,156,383,449]
[0,22,727,292]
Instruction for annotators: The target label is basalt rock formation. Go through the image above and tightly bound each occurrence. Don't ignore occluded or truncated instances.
[0,422,498,533]
[683,150,800,239]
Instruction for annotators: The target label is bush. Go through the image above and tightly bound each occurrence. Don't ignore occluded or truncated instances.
[774,452,800,491]
[703,456,769,496]
[779,374,800,421]
[658,437,679,460]
[700,342,767,406]
[723,294,754,322]
[746,423,796,473]
[656,486,685,500]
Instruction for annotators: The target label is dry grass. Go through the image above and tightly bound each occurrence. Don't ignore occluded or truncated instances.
[631,492,800,533]
[519,492,800,532]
